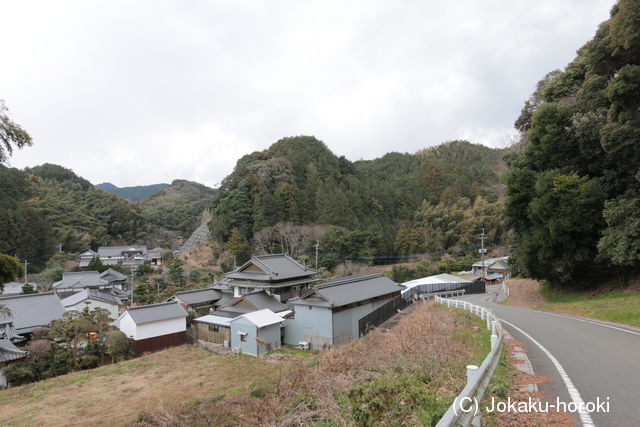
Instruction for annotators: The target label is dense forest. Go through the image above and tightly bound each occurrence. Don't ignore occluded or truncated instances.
[209,137,509,267]
[506,0,640,288]
[0,164,149,269]
[138,179,216,236]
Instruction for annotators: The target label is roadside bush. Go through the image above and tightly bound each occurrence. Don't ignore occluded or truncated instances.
[49,348,70,376]
[78,354,100,370]
[104,330,130,362]
[4,362,40,386]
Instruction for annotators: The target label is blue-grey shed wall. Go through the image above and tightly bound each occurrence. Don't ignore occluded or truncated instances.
[230,317,282,357]
[284,304,333,349]
[286,296,394,349]
[332,297,393,344]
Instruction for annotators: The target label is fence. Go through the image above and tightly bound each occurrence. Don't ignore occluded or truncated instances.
[358,280,485,337]
[434,296,503,427]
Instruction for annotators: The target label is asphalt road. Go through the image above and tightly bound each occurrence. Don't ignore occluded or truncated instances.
[461,285,640,426]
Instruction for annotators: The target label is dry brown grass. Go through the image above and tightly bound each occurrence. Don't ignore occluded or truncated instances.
[505,278,546,308]
[0,346,279,426]
[181,240,219,270]
[0,304,490,426]
[136,302,487,426]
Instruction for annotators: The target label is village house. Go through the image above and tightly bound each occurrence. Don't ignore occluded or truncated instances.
[114,302,188,356]
[216,291,289,318]
[0,293,66,338]
[2,282,28,295]
[99,268,128,288]
[193,290,291,348]
[220,254,319,302]
[78,249,98,268]
[60,288,123,320]
[230,309,286,357]
[168,288,223,314]
[0,339,27,388]
[97,246,162,267]
[471,256,510,276]
[285,274,404,350]
[52,271,113,293]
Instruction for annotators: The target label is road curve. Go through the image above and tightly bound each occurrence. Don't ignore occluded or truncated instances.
[461,285,640,426]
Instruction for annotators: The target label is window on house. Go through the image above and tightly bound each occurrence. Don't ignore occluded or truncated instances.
[240,334,247,342]
[208,325,219,333]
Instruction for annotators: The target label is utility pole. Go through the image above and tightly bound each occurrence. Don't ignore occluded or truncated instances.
[23,259,29,284]
[314,240,320,270]
[58,242,62,253]
[479,228,486,275]
[130,267,135,307]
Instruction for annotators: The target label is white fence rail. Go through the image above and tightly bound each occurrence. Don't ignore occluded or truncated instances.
[435,296,503,427]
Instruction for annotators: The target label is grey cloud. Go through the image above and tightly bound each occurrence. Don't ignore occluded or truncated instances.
[0,0,615,186]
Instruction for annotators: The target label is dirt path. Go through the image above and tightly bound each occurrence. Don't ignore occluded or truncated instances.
[504,278,545,308]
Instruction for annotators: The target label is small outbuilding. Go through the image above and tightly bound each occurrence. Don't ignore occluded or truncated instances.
[230,309,285,357]
[114,302,188,356]
[193,314,233,346]
[60,288,123,320]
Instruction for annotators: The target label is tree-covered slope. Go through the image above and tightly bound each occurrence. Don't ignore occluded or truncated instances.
[209,136,508,261]
[96,182,170,201]
[0,164,150,268]
[138,179,216,236]
[506,0,640,288]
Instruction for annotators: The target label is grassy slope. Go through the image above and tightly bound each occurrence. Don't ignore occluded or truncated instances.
[0,346,280,426]
[537,290,640,328]
[505,277,640,328]
[139,303,492,425]
[0,304,494,426]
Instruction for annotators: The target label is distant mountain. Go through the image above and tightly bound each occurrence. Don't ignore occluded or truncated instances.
[96,182,170,201]
[138,180,216,236]
[209,136,508,262]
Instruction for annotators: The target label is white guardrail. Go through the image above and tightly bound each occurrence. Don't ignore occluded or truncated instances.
[434,296,503,427]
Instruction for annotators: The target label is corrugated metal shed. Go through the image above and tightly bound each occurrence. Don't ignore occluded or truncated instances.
[232,309,285,328]
[194,314,233,327]
[126,302,187,325]
[0,293,66,333]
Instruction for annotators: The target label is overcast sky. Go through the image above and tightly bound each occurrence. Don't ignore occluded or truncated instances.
[0,0,615,187]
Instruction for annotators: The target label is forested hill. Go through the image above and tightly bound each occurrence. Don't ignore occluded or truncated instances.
[0,163,149,268]
[506,0,640,289]
[97,182,170,201]
[138,179,216,236]
[209,136,509,264]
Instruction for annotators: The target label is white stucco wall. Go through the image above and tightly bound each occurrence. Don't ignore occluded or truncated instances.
[116,313,186,340]
[66,299,120,320]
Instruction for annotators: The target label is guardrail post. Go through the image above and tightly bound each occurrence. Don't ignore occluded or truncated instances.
[491,334,500,350]
[466,364,478,385]
[486,315,491,330]
[491,320,497,335]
